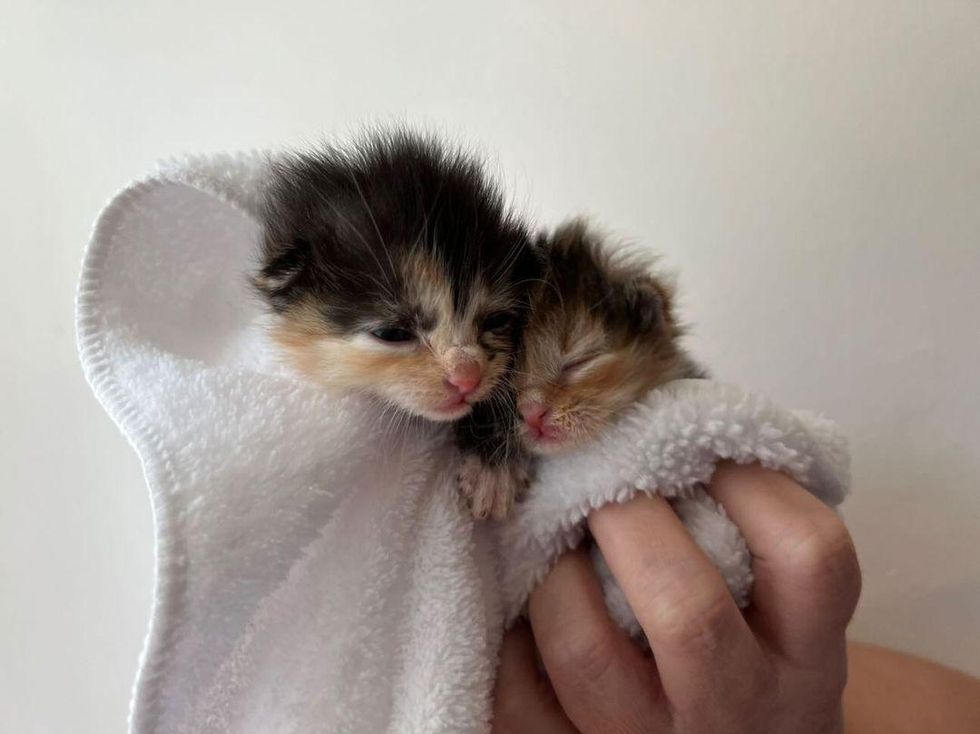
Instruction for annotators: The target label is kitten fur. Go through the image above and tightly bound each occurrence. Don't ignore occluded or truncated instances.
[515,219,705,455]
[253,130,539,517]
[452,219,706,513]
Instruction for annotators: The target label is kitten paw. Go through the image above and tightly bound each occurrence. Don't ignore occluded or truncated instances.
[457,455,529,520]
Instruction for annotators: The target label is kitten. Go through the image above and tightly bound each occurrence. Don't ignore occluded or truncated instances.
[253,130,540,517]
[515,219,705,455]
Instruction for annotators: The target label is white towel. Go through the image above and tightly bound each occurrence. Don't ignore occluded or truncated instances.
[76,152,850,734]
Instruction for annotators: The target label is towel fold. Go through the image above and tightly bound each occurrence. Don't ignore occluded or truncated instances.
[77,152,849,734]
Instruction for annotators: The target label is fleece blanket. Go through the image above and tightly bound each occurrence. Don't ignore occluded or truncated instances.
[76,152,850,734]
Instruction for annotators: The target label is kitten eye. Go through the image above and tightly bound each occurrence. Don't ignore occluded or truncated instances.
[369,327,416,343]
[482,311,515,333]
[560,354,598,377]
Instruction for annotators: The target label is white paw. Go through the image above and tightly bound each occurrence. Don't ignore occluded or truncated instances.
[457,455,529,520]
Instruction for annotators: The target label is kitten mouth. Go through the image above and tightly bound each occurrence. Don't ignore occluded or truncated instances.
[522,422,565,451]
[431,394,473,419]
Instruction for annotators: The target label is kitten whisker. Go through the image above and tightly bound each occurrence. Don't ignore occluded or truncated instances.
[348,170,400,280]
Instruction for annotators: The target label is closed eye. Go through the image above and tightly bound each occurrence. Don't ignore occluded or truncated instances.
[560,354,599,378]
[369,326,416,344]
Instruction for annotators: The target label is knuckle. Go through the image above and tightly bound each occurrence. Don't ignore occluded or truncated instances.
[782,519,861,603]
[547,629,619,686]
[641,564,733,652]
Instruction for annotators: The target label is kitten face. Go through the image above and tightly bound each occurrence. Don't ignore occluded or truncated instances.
[255,132,539,422]
[515,221,692,455]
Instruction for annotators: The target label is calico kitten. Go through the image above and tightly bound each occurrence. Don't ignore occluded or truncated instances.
[253,131,539,517]
[515,220,705,454]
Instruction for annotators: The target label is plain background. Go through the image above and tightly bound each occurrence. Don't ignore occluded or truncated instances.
[2,1,978,731]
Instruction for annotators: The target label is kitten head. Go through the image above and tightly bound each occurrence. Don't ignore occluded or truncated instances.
[255,131,540,422]
[516,220,696,455]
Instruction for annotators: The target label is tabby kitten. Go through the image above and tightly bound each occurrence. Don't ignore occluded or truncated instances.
[253,131,539,517]
[515,220,705,454]
[453,219,704,512]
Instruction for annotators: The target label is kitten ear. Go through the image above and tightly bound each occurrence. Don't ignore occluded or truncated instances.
[253,237,311,310]
[624,276,672,334]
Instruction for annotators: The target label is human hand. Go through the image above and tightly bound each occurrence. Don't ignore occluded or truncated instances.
[492,462,861,733]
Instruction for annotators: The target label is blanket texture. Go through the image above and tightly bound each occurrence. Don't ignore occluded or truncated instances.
[76,152,849,734]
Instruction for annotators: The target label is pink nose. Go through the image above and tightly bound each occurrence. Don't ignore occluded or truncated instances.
[520,402,549,430]
[447,362,482,396]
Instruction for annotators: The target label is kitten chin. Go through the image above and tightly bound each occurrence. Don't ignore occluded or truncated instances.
[253,129,540,424]
[515,219,706,456]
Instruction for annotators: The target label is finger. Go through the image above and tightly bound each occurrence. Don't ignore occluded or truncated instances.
[707,462,861,666]
[588,495,768,716]
[529,549,669,733]
[492,622,579,734]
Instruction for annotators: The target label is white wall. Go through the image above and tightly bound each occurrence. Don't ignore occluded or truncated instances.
[2,1,978,731]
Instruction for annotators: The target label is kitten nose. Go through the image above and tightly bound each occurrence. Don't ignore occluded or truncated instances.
[520,402,549,430]
[447,361,482,396]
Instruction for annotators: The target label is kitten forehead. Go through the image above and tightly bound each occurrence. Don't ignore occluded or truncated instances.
[399,252,516,345]
[401,249,453,330]
[257,133,540,339]
[562,307,607,352]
